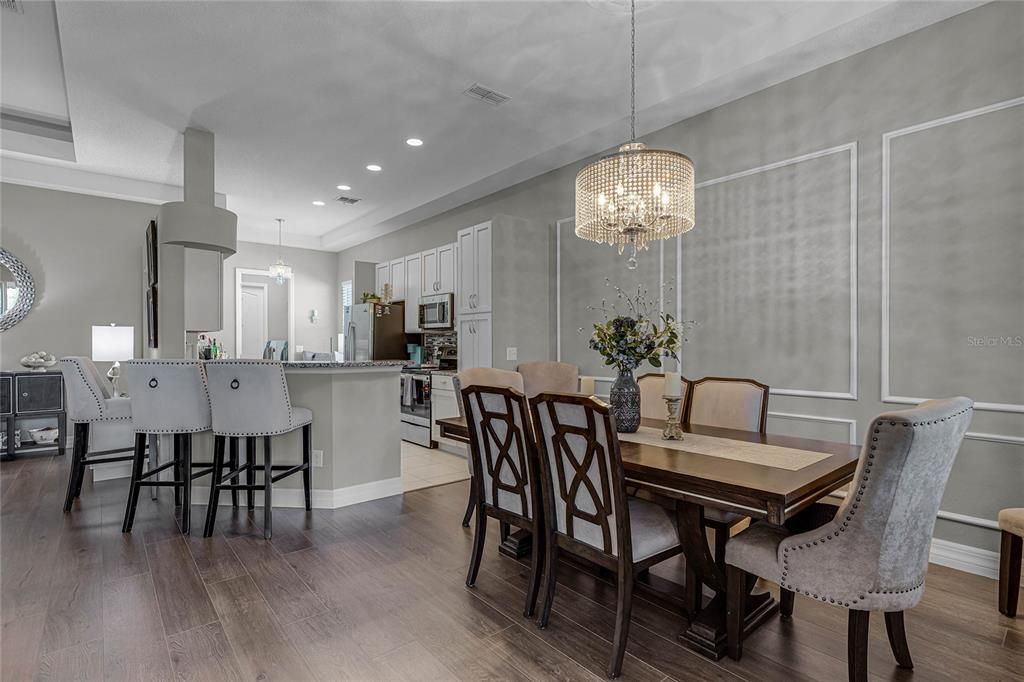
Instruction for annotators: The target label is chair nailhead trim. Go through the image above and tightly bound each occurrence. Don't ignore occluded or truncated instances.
[777,404,972,608]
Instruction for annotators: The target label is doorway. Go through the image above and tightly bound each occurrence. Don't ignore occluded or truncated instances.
[239,282,268,358]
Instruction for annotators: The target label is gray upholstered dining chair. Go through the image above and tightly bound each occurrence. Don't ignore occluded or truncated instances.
[120,360,215,534]
[724,397,973,682]
[59,357,137,512]
[453,368,525,528]
[637,372,691,422]
[462,383,544,618]
[530,392,684,678]
[516,361,579,399]
[203,360,313,539]
[686,376,770,564]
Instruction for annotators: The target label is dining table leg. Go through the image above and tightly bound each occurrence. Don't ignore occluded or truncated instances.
[675,501,778,660]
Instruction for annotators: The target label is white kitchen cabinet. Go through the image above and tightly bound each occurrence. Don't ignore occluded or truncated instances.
[437,242,456,294]
[389,258,406,302]
[456,222,491,315]
[458,313,492,371]
[404,253,422,332]
[375,263,390,297]
[430,373,463,452]
[420,242,457,295]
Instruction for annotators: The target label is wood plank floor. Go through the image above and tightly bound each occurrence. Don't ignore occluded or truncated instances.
[1,454,1021,681]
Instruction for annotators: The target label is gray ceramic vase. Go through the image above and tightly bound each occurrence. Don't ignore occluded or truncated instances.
[609,369,641,433]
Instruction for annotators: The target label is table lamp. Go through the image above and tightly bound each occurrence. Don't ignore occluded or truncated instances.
[92,324,135,396]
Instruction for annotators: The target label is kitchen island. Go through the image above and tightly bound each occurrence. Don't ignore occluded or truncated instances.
[275,360,406,508]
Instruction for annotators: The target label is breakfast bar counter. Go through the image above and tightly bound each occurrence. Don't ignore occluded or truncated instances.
[269,360,406,507]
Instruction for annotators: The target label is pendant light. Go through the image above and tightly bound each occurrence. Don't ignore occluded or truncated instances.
[574,0,695,269]
[268,218,292,285]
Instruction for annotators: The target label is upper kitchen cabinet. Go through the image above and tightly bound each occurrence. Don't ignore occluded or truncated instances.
[375,262,390,297]
[456,222,491,315]
[404,252,422,332]
[420,242,456,296]
[389,257,406,302]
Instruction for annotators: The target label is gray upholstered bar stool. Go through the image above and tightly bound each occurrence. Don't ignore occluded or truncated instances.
[724,397,973,681]
[120,360,218,535]
[203,360,313,539]
[59,357,137,512]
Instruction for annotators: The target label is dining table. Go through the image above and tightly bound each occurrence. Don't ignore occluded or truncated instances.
[436,414,862,660]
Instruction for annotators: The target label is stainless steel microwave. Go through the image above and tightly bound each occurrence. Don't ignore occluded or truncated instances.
[419,293,454,330]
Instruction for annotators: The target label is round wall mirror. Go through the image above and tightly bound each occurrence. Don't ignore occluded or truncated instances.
[0,247,36,331]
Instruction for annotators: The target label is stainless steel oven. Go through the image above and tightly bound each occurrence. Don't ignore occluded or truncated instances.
[400,370,433,447]
[418,293,454,330]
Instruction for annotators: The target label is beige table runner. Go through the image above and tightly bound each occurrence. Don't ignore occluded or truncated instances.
[618,427,832,471]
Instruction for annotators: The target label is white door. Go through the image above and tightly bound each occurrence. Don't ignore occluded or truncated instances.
[458,316,477,370]
[239,283,268,358]
[474,314,492,367]
[457,228,476,315]
[473,224,491,312]
[421,248,438,295]
[438,242,456,294]
[405,253,422,333]
[458,314,491,370]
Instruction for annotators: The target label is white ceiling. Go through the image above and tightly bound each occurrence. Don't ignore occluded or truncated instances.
[1,1,983,251]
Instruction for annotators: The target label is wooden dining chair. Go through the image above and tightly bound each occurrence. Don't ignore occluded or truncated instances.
[461,383,544,618]
[724,398,973,682]
[530,392,684,678]
[685,376,770,564]
[998,508,1023,617]
[637,373,691,422]
[453,368,525,529]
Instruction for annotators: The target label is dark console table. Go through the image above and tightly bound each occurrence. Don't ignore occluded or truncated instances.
[1,370,66,460]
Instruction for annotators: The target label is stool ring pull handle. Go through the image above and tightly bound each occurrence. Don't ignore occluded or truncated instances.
[148,377,159,388]
[230,378,240,390]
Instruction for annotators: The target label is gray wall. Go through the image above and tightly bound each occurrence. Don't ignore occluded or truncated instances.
[336,3,1024,553]
[0,183,338,366]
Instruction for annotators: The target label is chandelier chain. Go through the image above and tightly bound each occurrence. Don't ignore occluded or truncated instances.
[630,0,636,141]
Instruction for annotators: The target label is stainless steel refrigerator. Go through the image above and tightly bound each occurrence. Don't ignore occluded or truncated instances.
[344,302,406,361]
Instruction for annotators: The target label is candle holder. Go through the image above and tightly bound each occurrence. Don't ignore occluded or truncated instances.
[662,395,684,440]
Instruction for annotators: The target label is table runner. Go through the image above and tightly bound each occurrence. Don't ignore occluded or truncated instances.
[619,427,832,471]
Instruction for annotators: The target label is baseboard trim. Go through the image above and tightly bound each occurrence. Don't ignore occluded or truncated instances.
[928,537,1000,579]
[192,476,403,510]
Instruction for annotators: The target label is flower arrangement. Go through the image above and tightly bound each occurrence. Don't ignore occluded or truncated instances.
[584,279,694,372]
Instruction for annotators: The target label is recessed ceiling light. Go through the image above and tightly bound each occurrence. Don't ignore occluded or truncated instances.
[312,200,326,206]
[366,164,382,172]
[336,184,351,191]
[406,138,423,147]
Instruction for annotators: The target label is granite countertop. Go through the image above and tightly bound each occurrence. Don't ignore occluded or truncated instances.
[282,360,408,369]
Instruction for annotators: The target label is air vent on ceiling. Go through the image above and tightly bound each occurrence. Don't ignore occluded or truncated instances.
[335,195,361,205]
[0,1,24,13]
[463,83,511,106]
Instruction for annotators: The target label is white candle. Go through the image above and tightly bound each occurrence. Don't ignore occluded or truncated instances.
[579,376,596,396]
[665,371,682,397]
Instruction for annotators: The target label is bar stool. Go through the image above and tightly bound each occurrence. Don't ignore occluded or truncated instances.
[120,360,221,535]
[59,357,137,512]
[203,360,313,539]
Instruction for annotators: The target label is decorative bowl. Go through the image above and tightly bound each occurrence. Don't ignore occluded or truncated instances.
[19,351,56,372]
[28,427,59,445]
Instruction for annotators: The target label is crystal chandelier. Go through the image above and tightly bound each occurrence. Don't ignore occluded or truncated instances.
[574,0,695,269]
[268,218,292,285]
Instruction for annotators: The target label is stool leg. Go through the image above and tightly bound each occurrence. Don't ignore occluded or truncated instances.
[1000,530,1022,617]
[122,433,148,533]
[203,436,226,537]
[302,424,312,511]
[63,423,89,513]
[72,422,91,499]
[245,437,256,510]
[263,436,273,540]
[229,437,239,508]
[181,434,192,534]
[173,434,182,507]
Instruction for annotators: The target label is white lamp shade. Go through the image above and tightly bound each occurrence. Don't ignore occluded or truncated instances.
[92,325,135,362]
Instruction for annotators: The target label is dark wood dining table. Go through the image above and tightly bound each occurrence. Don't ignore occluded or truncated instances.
[436,415,861,660]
